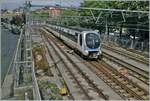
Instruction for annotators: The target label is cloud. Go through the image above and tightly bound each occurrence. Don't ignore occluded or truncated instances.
[1,0,84,10]
[2,0,24,3]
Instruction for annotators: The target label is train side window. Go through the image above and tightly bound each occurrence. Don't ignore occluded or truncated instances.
[75,32,78,42]
[75,32,78,36]
[80,34,82,46]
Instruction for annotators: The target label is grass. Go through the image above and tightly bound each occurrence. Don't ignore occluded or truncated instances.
[32,45,49,70]
[38,81,63,100]
[31,13,49,17]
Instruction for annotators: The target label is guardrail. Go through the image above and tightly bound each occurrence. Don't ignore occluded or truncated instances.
[13,28,24,87]
[27,26,41,100]
[101,34,149,53]
[32,59,41,100]
[11,26,41,100]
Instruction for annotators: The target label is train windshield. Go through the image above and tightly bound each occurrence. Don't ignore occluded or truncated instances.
[86,33,100,49]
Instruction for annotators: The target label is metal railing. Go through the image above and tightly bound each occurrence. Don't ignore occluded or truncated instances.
[101,34,149,52]
[32,59,41,100]
[12,26,41,100]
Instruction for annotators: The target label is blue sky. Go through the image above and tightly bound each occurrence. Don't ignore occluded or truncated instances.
[1,0,84,10]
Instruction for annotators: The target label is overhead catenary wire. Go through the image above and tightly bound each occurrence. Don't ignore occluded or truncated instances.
[96,24,149,31]
[30,4,149,14]
[28,2,149,31]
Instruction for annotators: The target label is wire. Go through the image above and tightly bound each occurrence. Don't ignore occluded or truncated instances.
[96,24,149,31]
[30,4,148,13]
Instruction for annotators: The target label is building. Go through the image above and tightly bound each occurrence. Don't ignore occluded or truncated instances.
[33,6,62,18]
[49,7,62,17]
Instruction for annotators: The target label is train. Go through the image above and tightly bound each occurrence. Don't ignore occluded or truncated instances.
[44,24,102,59]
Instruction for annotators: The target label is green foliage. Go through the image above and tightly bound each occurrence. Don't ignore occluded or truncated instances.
[61,9,78,16]
[31,12,49,17]
[60,9,79,26]
[52,0,148,39]
[10,15,24,26]
[47,82,62,100]
[79,1,149,37]
[80,1,149,11]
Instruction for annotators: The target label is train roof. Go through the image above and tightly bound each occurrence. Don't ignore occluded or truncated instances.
[59,25,94,32]
[51,24,99,33]
[69,26,93,32]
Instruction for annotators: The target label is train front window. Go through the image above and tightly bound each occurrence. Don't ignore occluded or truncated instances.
[86,33,100,49]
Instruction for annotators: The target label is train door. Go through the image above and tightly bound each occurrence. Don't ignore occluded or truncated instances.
[77,33,83,52]
[79,34,82,47]
[77,34,80,45]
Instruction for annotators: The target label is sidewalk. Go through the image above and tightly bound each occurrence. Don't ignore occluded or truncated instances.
[2,74,14,99]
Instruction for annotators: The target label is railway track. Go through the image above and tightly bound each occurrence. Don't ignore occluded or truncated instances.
[87,61,149,100]
[102,51,149,85]
[40,27,149,100]
[41,29,108,100]
[102,44,149,65]
[70,51,149,100]
[41,34,74,100]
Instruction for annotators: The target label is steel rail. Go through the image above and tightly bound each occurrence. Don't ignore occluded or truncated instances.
[41,26,149,100]
[102,52,149,81]
[42,31,92,100]
[99,60,149,94]
[42,28,109,100]
[41,33,75,100]
[90,61,149,100]
[102,44,149,65]
[30,4,148,13]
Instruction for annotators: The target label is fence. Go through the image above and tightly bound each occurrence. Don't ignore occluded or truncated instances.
[12,26,41,100]
[101,34,149,54]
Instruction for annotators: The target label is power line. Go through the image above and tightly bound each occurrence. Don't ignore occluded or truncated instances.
[30,4,148,14]
[96,24,149,31]
[79,7,149,14]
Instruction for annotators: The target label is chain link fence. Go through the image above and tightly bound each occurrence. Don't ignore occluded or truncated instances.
[101,34,149,56]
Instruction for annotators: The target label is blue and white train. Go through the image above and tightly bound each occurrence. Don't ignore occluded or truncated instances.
[44,25,102,59]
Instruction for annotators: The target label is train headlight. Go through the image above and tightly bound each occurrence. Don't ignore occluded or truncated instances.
[85,50,89,55]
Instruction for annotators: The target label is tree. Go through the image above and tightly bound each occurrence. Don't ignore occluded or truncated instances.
[79,1,149,41]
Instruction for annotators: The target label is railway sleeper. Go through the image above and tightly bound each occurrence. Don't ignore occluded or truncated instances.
[114,75,121,78]
[127,98,135,100]
[114,89,123,94]
[98,74,105,77]
[106,80,113,84]
[131,72,139,77]
[98,67,145,99]
[142,95,149,100]
[114,86,121,89]
[110,85,117,88]
[101,77,109,81]
[47,37,108,99]
[103,79,110,83]
[136,91,145,96]
[101,75,108,79]
[122,81,128,85]
[111,74,116,76]
[126,84,134,88]
[99,76,105,80]
[109,83,116,86]
[118,90,126,93]
[106,80,112,82]
[117,78,124,82]
[122,93,132,98]
[111,86,120,91]
[140,77,148,82]
[131,87,138,92]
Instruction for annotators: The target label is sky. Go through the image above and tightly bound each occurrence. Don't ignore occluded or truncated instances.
[1,0,84,10]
